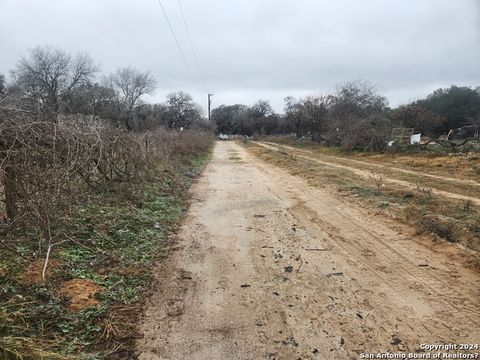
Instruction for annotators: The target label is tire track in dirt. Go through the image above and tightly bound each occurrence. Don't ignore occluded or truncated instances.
[251,159,480,320]
[261,141,480,188]
[138,141,479,360]
[257,141,480,206]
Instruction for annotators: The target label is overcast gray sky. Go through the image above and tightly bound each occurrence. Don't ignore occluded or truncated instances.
[1,0,479,113]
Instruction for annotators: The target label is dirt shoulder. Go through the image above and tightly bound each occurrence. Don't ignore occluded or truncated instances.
[258,141,480,203]
[261,139,480,184]
[138,141,480,360]
[252,141,480,253]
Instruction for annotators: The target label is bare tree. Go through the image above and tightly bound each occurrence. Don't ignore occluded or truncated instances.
[105,66,156,114]
[284,96,305,138]
[331,79,388,119]
[299,95,332,141]
[63,83,120,122]
[326,80,390,150]
[284,95,332,140]
[11,45,99,115]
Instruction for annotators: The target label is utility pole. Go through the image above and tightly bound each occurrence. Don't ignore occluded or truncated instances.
[208,93,213,122]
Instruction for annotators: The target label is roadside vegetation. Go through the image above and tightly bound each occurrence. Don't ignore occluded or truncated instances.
[0,45,213,359]
[212,80,479,153]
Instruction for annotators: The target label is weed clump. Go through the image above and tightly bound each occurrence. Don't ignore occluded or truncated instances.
[369,171,385,191]
[420,215,457,243]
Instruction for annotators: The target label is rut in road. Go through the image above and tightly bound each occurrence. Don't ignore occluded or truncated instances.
[138,141,480,360]
[256,141,480,206]
[260,141,480,188]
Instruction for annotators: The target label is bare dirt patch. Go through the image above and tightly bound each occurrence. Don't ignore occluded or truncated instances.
[258,141,480,203]
[58,278,103,311]
[252,141,480,253]
[264,137,480,183]
[138,141,480,360]
[20,258,62,285]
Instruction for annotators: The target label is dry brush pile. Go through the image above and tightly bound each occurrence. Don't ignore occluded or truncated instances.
[0,104,213,359]
[0,105,210,232]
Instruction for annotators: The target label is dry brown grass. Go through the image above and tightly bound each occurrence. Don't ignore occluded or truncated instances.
[0,106,212,238]
[0,336,79,360]
[262,136,480,182]
[359,153,480,182]
[244,142,480,255]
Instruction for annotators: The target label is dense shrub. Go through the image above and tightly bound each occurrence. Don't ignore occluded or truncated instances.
[0,105,212,239]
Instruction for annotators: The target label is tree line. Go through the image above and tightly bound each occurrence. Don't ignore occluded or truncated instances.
[0,46,214,359]
[1,45,211,131]
[212,80,480,151]
[0,45,214,226]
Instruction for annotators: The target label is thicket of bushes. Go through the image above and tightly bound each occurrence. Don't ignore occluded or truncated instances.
[0,44,214,227]
[0,106,213,359]
[212,80,480,152]
[0,106,212,224]
[0,45,213,359]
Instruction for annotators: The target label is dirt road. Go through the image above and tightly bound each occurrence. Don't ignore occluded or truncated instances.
[138,141,480,360]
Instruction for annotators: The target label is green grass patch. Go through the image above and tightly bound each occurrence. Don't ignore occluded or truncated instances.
[0,151,211,359]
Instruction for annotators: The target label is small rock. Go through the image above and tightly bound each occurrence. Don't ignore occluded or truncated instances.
[326,272,344,277]
[390,337,402,345]
[281,337,298,347]
[166,300,184,316]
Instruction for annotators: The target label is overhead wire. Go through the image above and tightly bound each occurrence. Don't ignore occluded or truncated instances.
[155,0,203,97]
[176,0,208,94]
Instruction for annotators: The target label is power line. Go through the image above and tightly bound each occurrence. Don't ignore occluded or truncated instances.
[155,0,202,96]
[177,0,208,94]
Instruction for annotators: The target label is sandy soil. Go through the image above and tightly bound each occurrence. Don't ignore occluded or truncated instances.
[138,141,480,360]
[257,141,480,205]
[261,141,480,187]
